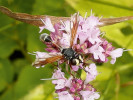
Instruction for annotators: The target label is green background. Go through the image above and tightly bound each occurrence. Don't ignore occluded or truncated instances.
[0,0,133,100]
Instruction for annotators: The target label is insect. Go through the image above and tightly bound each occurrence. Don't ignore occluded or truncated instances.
[33,13,84,67]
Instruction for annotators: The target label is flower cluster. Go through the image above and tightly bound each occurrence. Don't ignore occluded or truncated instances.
[52,64,99,100]
[32,12,125,100]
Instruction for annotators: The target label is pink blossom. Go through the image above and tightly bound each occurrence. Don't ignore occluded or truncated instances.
[45,48,58,53]
[52,69,67,89]
[32,12,126,100]
[39,18,55,33]
[71,63,83,71]
[85,16,102,28]
[85,63,98,84]
[65,76,73,88]
[50,23,63,42]
[87,28,101,44]
[60,20,73,33]
[59,33,71,48]
[54,79,66,89]
[89,43,105,61]
[77,31,88,44]
[52,68,65,79]
[80,90,100,100]
[35,51,52,59]
[110,48,124,64]
[52,69,100,100]
[58,91,74,100]
[72,65,79,71]
[75,15,102,45]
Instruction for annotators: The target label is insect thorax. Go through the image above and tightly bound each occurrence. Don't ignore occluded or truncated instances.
[61,48,78,60]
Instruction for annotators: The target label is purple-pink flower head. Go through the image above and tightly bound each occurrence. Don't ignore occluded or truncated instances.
[52,68,100,100]
[30,11,128,100]
[32,12,124,69]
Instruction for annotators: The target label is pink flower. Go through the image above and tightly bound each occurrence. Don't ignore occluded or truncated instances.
[80,90,100,100]
[50,23,63,42]
[51,69,100,100]
[85,16,102,28]
[58,91,74,100]
[54,79,66,89]
[35,51,52,59]
[110,48,124,64]
[65,76,73,88]
[60,20,73,33]
[87,28,101,44]
[89,43,105,61]
[72,65,79,71]
[77,31,88,44]
[85,63,98,84]
[52,68,65,79]
[75,15,102,45]
[59,33,71,48]
[39,18,55,33]
[52,69,67,89]
[71,63,83,71]
[32,12,126,100]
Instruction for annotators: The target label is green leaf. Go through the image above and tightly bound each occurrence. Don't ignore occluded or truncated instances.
[66,0,133,17]
[27,26,44,52]
[19,81,55,100]
[101,23,133,56]
[32,0,67,16]
[0,59,14,92]
[43,81,54,100]
[12,58,30,74]
[14,65,53,99]
[0,64,53,100]
[96,66,112,81]
[0,34,18,58]
[111,93,133,100]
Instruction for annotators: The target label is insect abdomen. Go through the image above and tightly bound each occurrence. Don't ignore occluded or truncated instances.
[40,33,52,42]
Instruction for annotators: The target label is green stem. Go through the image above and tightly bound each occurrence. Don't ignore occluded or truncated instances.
[0,24,12,32]
[0,21,21,32]
[115,73,120,100]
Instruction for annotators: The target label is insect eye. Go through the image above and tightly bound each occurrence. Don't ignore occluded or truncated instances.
[71,59,80,65]
[40,33,51,42]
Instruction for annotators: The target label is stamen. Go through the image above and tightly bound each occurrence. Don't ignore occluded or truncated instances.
[40,18,46,25]
[99,16,103,20]
[40,78,55,80]
[84,12,87,19]
[100,31,106,37]
[60,20,65,27]
[28,52,36,55]
[90,9,93,16]
[123,49,132,51]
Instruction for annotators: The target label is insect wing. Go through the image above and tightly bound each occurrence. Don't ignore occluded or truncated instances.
[70,13,79,47]
[33,55,63,67]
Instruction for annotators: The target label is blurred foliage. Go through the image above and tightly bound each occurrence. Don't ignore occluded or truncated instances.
[0,0,133,100]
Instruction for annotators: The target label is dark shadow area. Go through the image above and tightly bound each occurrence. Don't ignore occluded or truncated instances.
[121,25,133,36]
[9,50,24,61]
